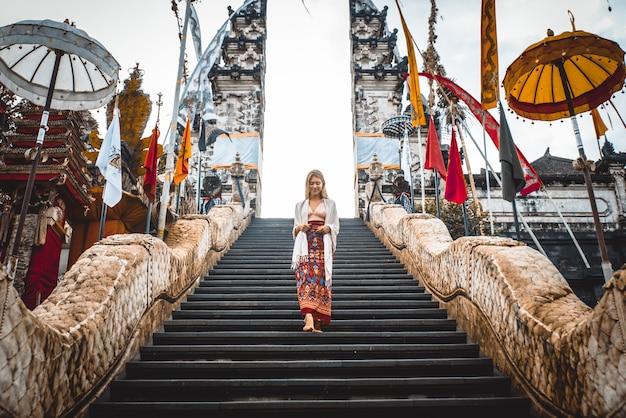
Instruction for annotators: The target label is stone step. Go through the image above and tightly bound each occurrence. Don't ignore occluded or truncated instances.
[123,357,495,379]
[170,307,451,320]
[138,342,482,361]
[162,318,458,332]
[89,217,530,417]
[109,376,515,401]
[90,397,531,418]
[150,330,468,345]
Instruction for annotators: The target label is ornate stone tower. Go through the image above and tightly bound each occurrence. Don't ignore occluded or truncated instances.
[350,1,428,216]
[202,0,266,215]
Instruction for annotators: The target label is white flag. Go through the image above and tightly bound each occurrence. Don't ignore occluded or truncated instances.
[189,3,202,61]
[96,108,122,207]
[178,0,256,125]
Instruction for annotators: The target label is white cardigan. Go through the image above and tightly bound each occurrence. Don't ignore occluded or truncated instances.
[291,198,340,287]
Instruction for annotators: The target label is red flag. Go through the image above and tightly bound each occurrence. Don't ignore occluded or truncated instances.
[143,123,160,203]
[174,117,192,185]
[419,72,543,196]
[424,115,447,180]
[444,128,467,204]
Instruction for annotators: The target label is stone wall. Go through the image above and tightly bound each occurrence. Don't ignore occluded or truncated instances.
[366,202,626,418]
[0,203,252,418]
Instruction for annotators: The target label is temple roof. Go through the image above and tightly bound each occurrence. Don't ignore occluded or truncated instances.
[529,148,577,177]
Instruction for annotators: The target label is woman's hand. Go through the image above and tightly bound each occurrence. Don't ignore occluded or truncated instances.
[296,224,310,234]
[314,225,330,234]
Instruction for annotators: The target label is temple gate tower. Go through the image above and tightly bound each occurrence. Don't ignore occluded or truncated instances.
[199,0,266,215]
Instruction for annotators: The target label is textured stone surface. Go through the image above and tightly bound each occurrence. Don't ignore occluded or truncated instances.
[367,202,626,418]
[0,203,251,418]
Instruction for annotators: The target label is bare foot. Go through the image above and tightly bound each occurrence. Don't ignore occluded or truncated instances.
[313,319,323,333]
[302,313,314,331]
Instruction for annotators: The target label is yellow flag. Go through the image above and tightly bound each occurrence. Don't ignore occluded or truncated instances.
[591,108,608,140]
[174,117,192,185]
[480,0,499,110]
[396,0,426,127]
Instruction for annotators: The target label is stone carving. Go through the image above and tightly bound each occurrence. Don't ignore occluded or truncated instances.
[354,45,379,68]
[352,20,375,38]
[241,21,265,39]
[230,153,249,207]
[236,46,261,70]
[365,153,384,203]
[0,205,252,418]
[366,202,626,417]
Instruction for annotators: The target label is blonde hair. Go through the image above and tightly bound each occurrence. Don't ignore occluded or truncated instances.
[304,169,329,199]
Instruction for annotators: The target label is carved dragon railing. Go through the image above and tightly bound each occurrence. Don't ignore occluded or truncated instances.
[0,204,252,418]
[367,202,626,418]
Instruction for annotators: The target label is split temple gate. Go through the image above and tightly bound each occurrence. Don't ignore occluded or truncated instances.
[0,1,625,417]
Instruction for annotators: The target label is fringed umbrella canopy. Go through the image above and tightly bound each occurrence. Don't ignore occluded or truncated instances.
[0,19,119,110]
[503,28,625,121]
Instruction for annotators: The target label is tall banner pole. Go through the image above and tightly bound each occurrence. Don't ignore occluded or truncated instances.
[196,153,203,213]
[157,0,191,239]
[417,127,425,213]
[98,196,108,240]
[482,111,494,234]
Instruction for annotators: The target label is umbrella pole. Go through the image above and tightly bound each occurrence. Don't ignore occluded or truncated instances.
[557,61,613,282]
[6,50,62,281]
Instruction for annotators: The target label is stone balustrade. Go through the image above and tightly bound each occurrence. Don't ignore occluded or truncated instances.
[366,202,626,418]
[0,203,252,418]
[2,198,625,417]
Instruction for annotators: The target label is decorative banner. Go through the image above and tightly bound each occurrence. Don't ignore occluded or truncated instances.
[395,0,427,127]
[591,108,608,140]
[444,127,467,204]
[420,72,543,196]
[480,0,499,109]
[499,102,525,202]
[174,117,192,185]
[424,115,447,180]
[96,107,122,207]
[143,123,160,203]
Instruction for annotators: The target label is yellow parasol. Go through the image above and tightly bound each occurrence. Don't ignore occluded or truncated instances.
[503,12,626,282]
[503,31,624,121]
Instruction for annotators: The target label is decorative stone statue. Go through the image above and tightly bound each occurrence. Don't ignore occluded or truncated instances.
[230,152,249,206]
[365,153,384,203]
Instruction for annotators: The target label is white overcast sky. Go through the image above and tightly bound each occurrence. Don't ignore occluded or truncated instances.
[2,0,625,218]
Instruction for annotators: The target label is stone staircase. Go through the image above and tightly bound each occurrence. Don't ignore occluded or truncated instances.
[89,217,531,417]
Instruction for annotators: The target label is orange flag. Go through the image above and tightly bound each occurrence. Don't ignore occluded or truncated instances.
[591,108,608,140]
[143,123,160,203]
[444,128,467,204]
[174,117,192,185]
[424,115,447,180]
[395,0,426,127]
[480,0,499,110]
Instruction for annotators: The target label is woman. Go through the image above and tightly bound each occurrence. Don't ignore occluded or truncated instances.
[291,169,339,333]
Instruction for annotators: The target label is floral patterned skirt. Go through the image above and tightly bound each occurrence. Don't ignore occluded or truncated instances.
[295,220,332,325]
